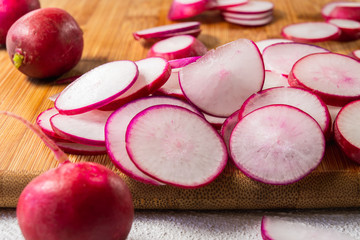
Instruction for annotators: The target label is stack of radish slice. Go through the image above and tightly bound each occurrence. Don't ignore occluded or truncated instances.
[322,1,360,21]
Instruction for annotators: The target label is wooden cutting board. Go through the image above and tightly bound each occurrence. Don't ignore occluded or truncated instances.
[0,0,359,209]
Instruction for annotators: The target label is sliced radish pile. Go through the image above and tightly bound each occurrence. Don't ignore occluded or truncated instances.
[238,87,331,138]
[147,35,208,60]
[230,105,325,184]
[334,100,360,165]
[322,1,360,21]
[223,14,273,26]
[262,42,329,76]
[281,22,341,43]
[352,49,360,60]
[327,18,360,41]
[262,70,289,90]
[255,38,293,54]
[207,0,248,10]
[168,0,209,20]
[105,96,202,185]
[54,141,107,155]
[155,69,185,100]
[125,105,227,188]
[179,38,264,117]
[289,52,360,106]
[168,56,201,68]
[261,216,355,240]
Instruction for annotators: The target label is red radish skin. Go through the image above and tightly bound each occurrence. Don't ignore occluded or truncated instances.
[168,0,209,20]
[6,8,83,79]
[327,18,360,41]
[0,0,40,45]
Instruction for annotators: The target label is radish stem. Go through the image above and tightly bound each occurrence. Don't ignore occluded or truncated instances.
[13,52,24,69]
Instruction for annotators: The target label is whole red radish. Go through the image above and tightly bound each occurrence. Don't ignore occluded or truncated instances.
[6,8,83,79]
[0,0,40,45]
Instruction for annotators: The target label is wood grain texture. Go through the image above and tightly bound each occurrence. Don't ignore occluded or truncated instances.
[0,0,359,209]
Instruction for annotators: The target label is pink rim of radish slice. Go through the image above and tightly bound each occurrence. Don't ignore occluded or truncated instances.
[168,56,201,68]
[147,35,207,60]
[179,38,264,117]
[224,15,273,26]
[220,109,240,151]
[262,70,289,90]
[223,0,274,14]
[288,52,360,107]
[281,22,341,43]
[105,96,203,185]
[322,1,360,21]
[221,10,273,20]
[55,141,107,155]
[238,87,331,138]
[207,0,248,10]
[261,216,355,240]
[230,105,325,185]
[352,49,360,60]
[55,61,138,115]
[255,38,293,54]
[262,42,329,76]
[327,18,360,41]
[125,105,227,188]
[155,69,186,100]
[334,100,360,165]
[99,57,171,111]
[168,0,209,20]
[50,109,113,146]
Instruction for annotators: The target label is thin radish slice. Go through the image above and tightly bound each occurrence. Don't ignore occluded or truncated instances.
[334,100,360,164]
[105,96,202,185]
[147,35,207,60]
[155,69,186,100]
[55,141,107,155]
[328,104,342,133]
[281,22,341,43]
[223,0,274,14]
[255,38,293,54]
[179,38,264,117]
[262,42,329,76]
[261,216,355,240]
[168,0,209,20]
[55,61,138,115]
[207,0,248,10]
[288,52,360,106]
[224,15,273,26]
[203,112,227,130]
[327,18,360,41]
[230,105,325,185]
[50,110,113,146]
[262,70,289,90]
[351,49,360,60]
[36,108,61,139]
[238,87,331,138]
[220,109,240,151]
[168,56,201,68]
[153,28,202,40]
[322,1,360,21]
[221,10,273,20]
[99,57,171,111]
[125,105,227,188]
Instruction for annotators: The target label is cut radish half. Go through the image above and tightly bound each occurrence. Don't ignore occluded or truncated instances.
[288,52,360,106]
[147,35,207,60]
[281,22,341,42]
[255,38,293,54]
[261,216,355,240]
[168,0,209,20]
[155,69,185,100]
[105,96,202,185]
[207,0,248,10]
[220,109,240,151]
[322,1,360,21]
[99,57,171,110]
[230,105,325,185]
[168,56,201,69]
[262,70,289,90]
[223,0,274,14]
[125,105,227,188]
[351,49,360,61]
[221,10,273,20]
[327,18,360,41]
[55,61,138,115]
[262,42,329,76]
[224,15,273,26]
[334,100,360,164]
[179,38,264,117]
[55,141,107,155]
[238,87,331,138]
[50,110,113,146]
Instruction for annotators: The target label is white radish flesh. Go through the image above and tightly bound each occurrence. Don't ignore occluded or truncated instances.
[203,112,227,130]
[155,69,185,100]
[327,18,360,41]
[220,109,240,151]
[223,0,274,14]
[224,15,273,26]
[352,49,360,61]
[152,28,202,40]
[262,70,289,90]
[55,141,107,155]
[207,0,248,10]
[255,38,293,54]
[222,10,273,20]
[168,0,209,20]
[125,105,227,188]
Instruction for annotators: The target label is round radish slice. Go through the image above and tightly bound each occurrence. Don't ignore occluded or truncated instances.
[238,87,331,138]
[55,61,138,115]
[334,100,360,165]
[222,10,273,20]
[224,15,273,26]
[36,107,61,139]
[207,0,248,10]
[255,38,293,54]
[262,70,289,90]
[179,38,264,117]
[223,0,274,14]
[125,105,227,188]
[55,141,107,155]
[281,22,341,43]
[50,110,113,146]
[168,0,208,20]
[168,56,201,68]
[262,42,329,76]
[230,105,325,185]
[289,52,360,106]
[155,69,186,100]
[203,112,227,130]
[147,35,207,60]
[351,49,360,61]
[327,18,360,41]
[220,109,240,151]
[105,96,202,185]
[322,1,360,21]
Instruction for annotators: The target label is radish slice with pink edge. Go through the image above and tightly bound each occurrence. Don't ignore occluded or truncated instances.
[334,100,360,165]
[179,38,264,117]
[203,112,227,130]
[238,87,331,139]
[351,49,360,60]
[151,28,202,41]
[288,52,360,107]
[36,108,61,139]
[168,56,201,68]
[168,0,209,20]
[262,42,329,76]
[55,61,138,115]
[224,15,273,26]
[281,22,341,43]
[223,0,274,14]
[255,38,293,54]
[261,216,355,240]
[328,104,342,133]
[50,109,113,146]
[230,105,325,185]
[105,96,203,185]
[220,109,240,151]
[147,35,207,60]
[155,69,186,100]
[99,57,171,111]
[125,105,227,188]
[327,18,360,41]
[322,1,360,21]
[207,0,248,10]
[55,141,107,155]
[221,10,273,20]
[262,70,289,90]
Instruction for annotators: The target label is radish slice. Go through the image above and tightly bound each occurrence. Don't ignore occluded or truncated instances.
[230,105,325,185]
[147,35,207,60]
[55,141,107,155]
[203,112,227,130]
[220,109,240,151]
[179,38,264,117]
[262,42,329,76]
[152,28,202,40]
[261,216,355,240]
[255,38,293,54]
[105,96,202,185]
[207,0,248,10]
[50,110,113,146]
[223,0,274,14]
[222,10,273,20]
[327,18,360,41]
[322,1,360,21]
[99,57,171,111]
[351,49,360,60]
[53,75,80,85]
[125,105,227,188]
[288,52,360,107]
[238,87,331,138]
[281,22,341,43]
[55,61,138,115]
[334,100,360,164]
[262,70,289,90]
[36,108,61,139]
[155,69,186,100]
[328,104,342,133]
[168,0,209,20]
[168,56,201,68]
[224,15,273,26]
